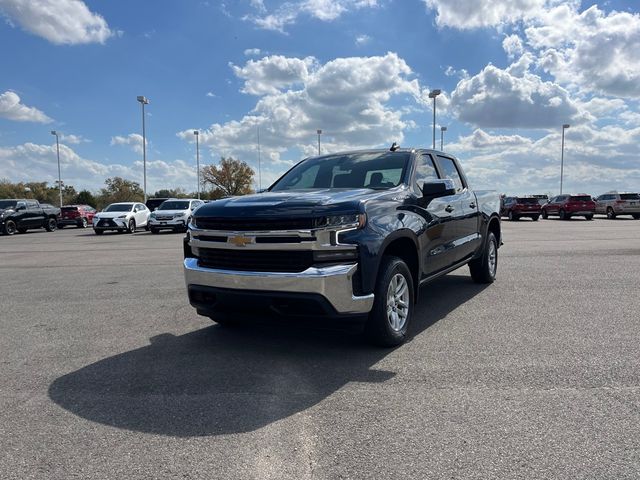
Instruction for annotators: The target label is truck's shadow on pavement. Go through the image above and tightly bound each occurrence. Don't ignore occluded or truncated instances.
[49,274,488,437]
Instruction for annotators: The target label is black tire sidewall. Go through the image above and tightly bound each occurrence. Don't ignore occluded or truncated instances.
[366,256,414,347]
[128,220,136,233]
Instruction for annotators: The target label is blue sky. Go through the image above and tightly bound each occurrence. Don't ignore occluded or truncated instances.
[1,0,639,196]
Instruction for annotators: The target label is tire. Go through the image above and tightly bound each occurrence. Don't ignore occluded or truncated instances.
[532,215,540,221]
[128,219,136,233]
[469,231,498,284]
[365,256,414,347]
[606,207,616,219]
[94,229,103,235]
[3,220,17,235]
[541,209,548,219]
[45,218,57,231]
[150,228,159,234]
[559,209,568,220]
[585,215,593,221]
[78,218,88,228]
[633,214,640,220]
[58,224,65,229]
[508,211,519,221]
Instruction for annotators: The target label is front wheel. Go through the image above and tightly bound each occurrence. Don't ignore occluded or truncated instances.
[633,214,640,220]
[541,209,548,219]
[365,256,414,347]
[79,218,88,228]
[606,207,616,219]
[94,229,103,235]
[559,209,568,220]
[532,215,540,221]
[128,219,136,233]
[3,220,17,235]
[45,218,57,231]
[469,232,498,284]
[585,215,593,221]
[150,227,159,234]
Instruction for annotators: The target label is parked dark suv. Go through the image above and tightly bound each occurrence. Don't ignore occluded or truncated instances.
[542,194,595,220]
[501,196,541,221]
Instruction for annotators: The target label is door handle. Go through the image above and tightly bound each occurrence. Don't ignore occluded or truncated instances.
[445,205,455,213]
[469,202,476,209]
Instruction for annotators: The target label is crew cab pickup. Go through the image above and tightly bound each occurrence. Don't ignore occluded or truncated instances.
[183,148,501,346]
[0,199,60,235]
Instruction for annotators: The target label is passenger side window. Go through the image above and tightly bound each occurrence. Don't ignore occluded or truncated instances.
[414,154,438,192]
[26,201,38,208]
[436,156,464,192]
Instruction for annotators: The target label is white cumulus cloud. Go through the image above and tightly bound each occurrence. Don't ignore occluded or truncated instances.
[0,0,114,45]
[0,91,52,123]
[423,0,547,29]
[110,134,145,155]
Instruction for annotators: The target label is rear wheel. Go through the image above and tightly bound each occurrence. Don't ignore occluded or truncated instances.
[559,209,569,220]
[508,211,519,221]
[585,214,593,220]
[469,232,498,284]
[633,214,640,220]
[45,218,57,231]
[607,207,616,219]
[532,215,540,221]
[365,256,414,347]
[541,209,548,219]
[3,220,17,235]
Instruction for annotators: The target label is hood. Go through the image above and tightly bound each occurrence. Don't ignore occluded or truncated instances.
[96,211,133,219]
[153,209,188,215]
[0,208,15,215]
[194,188,391,219]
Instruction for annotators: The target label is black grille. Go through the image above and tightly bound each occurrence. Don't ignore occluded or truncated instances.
[195,217,322,231]
[197,248,314,272]
[97,219,117,227]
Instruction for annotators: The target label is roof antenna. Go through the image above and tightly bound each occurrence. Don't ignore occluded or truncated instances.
[389,142,400,152]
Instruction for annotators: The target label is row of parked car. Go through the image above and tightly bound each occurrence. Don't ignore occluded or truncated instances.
[500,191,640,221]
[0,197,206,235]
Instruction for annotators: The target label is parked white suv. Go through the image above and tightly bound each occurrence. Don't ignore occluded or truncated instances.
[595,192,640,219]
[148,198,204,233]
[93,202,150,235]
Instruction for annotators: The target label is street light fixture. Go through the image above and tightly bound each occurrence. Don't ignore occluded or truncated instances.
[560,123,570,194]
[137,95,149,203]
[317,129,322,155]
[193,130,200,199]
[440,126,447,151]
[50,130,62,207]
[428,89,441,150]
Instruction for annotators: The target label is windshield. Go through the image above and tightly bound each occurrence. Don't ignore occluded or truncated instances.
[516,198,539,204]
[159,201,190,210]
[570,196,592,202]
[0,200,17,209]
[270,152,410,191]
[620,193,640,200]
[104,204,133,212]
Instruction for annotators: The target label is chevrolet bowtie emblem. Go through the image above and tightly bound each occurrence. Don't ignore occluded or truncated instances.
[228,235,253,247]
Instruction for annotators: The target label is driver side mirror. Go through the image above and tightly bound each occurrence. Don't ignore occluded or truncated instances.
[16,205,26,211]
[422,179,456,199]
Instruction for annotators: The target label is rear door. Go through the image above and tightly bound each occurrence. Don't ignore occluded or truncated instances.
[25,200,44,227]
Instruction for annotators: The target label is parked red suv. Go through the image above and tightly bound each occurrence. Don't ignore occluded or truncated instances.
[58,204,97,228]
[541,194,595,220]
[501,196,541,221]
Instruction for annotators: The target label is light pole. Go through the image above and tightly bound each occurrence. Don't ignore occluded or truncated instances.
[50,130,62,207]
[428,89,441,150]
[137,96,149,202]
[440,126,447,151]
[257,125,262,191]
[560,123,570,194]
[317,129,322,155]
[193,130,200,199]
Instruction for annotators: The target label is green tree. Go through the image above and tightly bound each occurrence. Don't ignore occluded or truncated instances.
[98,177,144,207]
[201,157,254,197]
[75,190,97,207]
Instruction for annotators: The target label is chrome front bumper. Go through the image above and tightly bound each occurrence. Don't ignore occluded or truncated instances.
[183,257,374,315]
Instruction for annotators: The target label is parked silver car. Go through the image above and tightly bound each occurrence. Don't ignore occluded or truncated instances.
[595,192,640,219]
[148,198,204,233]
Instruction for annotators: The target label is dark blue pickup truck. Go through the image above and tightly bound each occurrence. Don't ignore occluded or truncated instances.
[183,147,501,346]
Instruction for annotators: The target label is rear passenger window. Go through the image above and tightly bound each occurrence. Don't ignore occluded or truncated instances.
[436,156,464,192]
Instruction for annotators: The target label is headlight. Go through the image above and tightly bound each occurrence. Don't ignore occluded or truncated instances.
[149,213,156,219]
[117,214,127,218]
[173,212,186,218]
[324,213,366,229]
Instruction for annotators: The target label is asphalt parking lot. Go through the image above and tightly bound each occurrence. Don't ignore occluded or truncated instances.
[1,218,639,479]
